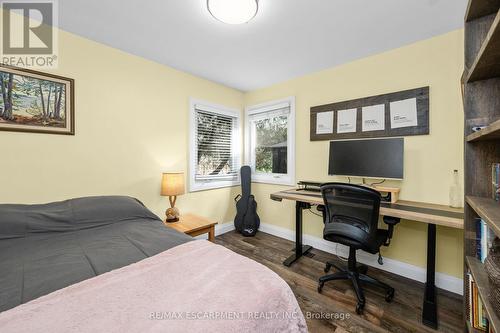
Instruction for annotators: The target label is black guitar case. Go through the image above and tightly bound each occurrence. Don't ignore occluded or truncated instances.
[234,166,260,237]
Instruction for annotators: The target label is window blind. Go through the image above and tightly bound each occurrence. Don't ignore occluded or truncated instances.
[195,108,238,181]
[248,104,290,122]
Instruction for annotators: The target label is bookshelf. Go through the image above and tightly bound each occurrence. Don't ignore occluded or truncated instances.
[466,196,500,236]
[464,0,500,331]
[468,256,500,332]
[466,10,500,82]
[465,0,500,22]
[467,119,500,142]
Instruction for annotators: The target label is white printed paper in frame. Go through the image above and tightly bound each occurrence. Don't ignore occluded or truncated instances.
[337,108,357,134]
[362,104,385,132]
[390,98,418,129]
[316,111,334,134]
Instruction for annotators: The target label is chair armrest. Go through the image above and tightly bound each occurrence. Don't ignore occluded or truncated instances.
[383,216,401,246]
[383,216,401,226]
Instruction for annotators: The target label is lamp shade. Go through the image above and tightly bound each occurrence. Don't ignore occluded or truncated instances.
[161,173,185,196]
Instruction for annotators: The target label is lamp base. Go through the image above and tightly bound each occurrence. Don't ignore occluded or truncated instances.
[165,206,180,223]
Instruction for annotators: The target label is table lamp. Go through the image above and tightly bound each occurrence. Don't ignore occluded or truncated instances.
[161,172,185,222]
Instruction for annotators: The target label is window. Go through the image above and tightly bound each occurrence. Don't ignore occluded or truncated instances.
[245,97,295,185]
[189,99,240,192]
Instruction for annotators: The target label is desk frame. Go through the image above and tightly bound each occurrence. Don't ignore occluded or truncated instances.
[283,201,313,266]
[271,189,463,330]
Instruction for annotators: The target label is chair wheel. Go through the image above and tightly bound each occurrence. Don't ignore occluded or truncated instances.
[385,289,395,302]
[324,263,332,273]
[317,282,324,293]
[356,303,364,315]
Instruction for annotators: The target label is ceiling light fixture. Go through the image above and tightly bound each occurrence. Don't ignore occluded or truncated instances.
[207,0,258,25]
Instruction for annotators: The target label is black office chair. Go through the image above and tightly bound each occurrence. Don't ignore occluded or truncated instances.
[317,182,400,314]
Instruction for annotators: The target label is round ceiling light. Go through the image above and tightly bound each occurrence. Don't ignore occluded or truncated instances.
[207,0,258,24]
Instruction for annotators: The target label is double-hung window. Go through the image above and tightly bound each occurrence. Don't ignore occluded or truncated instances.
[189,99,240,192]
[245,97,295,185]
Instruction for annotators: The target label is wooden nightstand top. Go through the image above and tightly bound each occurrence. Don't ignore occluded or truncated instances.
[164,213,218,234]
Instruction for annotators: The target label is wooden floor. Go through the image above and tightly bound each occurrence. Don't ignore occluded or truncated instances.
[215,231,463,333]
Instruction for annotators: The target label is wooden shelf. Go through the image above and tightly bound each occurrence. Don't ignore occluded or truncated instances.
[466,0,500,22]
[466,196,500,237]
[467,119,500,141]
[466,9,500,82]
[467,256,500,332]
[463,3,500,331]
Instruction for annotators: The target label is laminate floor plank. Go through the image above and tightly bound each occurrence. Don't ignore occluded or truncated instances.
[215,231,463,333]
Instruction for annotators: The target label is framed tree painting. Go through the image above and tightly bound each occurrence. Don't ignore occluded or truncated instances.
[0,64,74,135]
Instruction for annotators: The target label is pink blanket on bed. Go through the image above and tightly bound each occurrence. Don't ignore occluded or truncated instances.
[0,240,307,333]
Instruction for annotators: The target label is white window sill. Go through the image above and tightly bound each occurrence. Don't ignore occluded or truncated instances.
[251,176,295,186]
[189,180,240,192]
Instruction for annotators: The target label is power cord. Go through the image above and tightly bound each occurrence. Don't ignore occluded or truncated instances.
[369,179,386,186]
[349,177,386,186]
[308,208,322,217]
[347,177,363,185]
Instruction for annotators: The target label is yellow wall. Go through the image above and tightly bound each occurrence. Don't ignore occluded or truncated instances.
[0,29,243,224]
[0,25,464,278]
[243,30,465,278]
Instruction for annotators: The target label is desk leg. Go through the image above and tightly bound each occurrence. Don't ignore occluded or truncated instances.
[422,223,438,329]
[283,201,312,267]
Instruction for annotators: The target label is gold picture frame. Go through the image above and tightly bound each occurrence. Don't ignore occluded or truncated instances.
[0,64,74,135]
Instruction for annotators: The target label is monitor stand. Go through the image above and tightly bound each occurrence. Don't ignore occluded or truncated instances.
[366,185,400,203]
[297,180,400,203]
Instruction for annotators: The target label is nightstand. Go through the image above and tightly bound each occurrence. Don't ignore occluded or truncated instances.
[164,213,218,241]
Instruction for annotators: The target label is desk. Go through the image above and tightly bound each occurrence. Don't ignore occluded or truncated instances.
[270,188,464,329]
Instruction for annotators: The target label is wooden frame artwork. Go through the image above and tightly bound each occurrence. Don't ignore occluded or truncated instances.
[310,87,429,141]
[0,64,75,135]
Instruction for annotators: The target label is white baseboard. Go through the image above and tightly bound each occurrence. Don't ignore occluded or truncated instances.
[209,221,463,295]
[215,222,236,236]
[258,223,463,295]
[191,221,235,241]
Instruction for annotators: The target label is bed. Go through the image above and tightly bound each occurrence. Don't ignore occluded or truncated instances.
[0,196,306,333]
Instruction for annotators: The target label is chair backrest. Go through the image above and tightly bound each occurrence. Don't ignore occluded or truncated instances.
[320,182,381,241]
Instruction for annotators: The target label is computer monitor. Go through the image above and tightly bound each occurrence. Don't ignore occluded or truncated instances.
[328,138,404,180]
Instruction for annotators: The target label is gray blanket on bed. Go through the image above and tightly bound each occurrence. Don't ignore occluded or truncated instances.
[0,196,192,312]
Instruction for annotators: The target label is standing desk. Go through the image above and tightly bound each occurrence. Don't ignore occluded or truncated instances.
[270,188,464,329]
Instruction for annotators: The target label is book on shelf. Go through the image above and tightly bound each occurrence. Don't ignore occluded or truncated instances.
[467,272,489,331]
[476,218,496,263]
[492,163,500,201]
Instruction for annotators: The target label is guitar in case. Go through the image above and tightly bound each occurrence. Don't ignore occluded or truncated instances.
[234,166,260,237]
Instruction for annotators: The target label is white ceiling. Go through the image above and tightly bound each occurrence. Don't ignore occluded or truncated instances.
[58,0,468,91]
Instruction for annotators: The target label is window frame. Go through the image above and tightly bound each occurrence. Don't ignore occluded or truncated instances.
[245,96,296,186]
[189,98,241,192]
